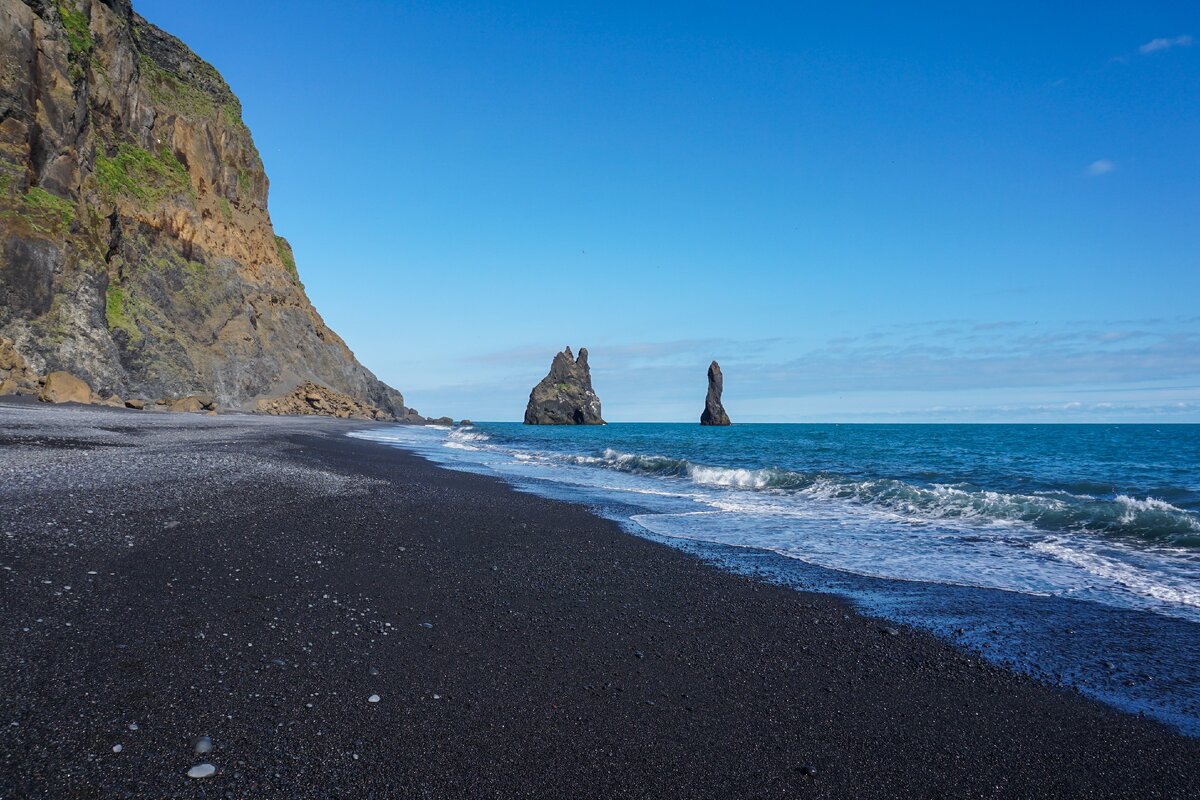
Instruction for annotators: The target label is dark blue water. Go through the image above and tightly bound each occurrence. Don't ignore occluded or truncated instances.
[354,423,1200,735]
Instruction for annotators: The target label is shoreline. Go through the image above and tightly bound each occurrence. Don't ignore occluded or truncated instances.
[1,402,1198,797]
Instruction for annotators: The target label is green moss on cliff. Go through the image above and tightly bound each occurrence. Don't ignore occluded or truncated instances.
[222,100,249,134]
[95,144,193,207]
[58,3,93,61]
[218,197,233,220]
[139,55,215,119]
[0,186,77,236]
[23,187,76,232]
[274,236,297,277]
[105,283,142,342]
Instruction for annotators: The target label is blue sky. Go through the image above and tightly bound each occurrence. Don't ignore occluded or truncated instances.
[136,0,1200,422]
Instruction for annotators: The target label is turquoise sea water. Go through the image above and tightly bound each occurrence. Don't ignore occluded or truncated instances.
[353,423,1200,734]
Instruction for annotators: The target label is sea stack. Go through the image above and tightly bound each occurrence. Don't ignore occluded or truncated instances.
[524,347,605,425]
[700,361,731,426]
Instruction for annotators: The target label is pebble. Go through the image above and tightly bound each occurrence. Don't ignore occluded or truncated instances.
[421,622,433,629]
[112,744,122,753]
[799,764,817,777]
[368,694,380,703]
[187,763,216,779]
[128,723,138,731]
[193,736,213,755]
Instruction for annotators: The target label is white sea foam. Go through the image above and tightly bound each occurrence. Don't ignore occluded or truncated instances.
[1115,495,1200,530]
[1032,539,1200,610]
[348,424,1200,621]
[448,429,491,444]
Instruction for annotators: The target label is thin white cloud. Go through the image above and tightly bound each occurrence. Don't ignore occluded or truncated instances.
[1085,159,1115,176]
[1139,35,1192,55]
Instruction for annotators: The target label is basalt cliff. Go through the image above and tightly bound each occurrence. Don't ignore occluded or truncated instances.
[524,346,604,425]
[0,0,411,418]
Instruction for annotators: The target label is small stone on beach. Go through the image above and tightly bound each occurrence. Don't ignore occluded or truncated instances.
[187,763,216,779]
[368,694,380,703]
[112,744,122,753]
[193,735,212,754]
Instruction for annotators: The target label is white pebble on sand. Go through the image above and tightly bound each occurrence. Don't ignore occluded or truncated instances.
[112,744,122,753]
[187,763,216,778]
[368,694,380,703]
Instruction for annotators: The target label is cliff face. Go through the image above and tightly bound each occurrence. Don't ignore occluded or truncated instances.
[524,346,605,425]
[0,0,407,416]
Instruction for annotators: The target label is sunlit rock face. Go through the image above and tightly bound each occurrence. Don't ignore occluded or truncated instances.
[524,346,605,425]
[0,0,406,416]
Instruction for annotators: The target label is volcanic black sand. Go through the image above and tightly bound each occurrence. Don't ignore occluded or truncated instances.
[1,401,1197,799]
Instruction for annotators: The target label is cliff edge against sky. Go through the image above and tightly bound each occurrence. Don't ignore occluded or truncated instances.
[0,0,409,416]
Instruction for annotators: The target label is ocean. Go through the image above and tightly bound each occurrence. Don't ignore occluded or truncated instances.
[351,422,1200,735]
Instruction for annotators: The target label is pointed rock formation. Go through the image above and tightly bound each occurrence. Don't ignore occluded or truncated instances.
[524,346,605,425]
[700,360,731,426]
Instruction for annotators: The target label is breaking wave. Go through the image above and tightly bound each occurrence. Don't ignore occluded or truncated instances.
[568,449,1200,546]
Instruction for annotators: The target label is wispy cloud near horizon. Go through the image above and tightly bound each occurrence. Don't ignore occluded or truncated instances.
[398,318,1200,422]
[1086,159,1115,177]
[1139,35,1193,55]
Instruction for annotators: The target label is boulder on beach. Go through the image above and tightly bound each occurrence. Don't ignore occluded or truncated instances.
[0,337,43,396]
[700,360,731,426]
[38,371,92,405]
[255,381,390,421]
[169,395,216,413]
[524,346,605,425]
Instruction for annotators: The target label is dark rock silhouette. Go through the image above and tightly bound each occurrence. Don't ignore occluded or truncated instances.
[700,361,731,426]
[524,347,605,425]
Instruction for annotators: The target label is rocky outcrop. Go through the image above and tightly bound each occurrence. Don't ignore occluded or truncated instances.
[700,360,731,426]
[38,370,91,404]
[524,346,605,425]
[168,394,215,413]
[0,0,409,419]
[255,381,392,421]
[0,336,40,395]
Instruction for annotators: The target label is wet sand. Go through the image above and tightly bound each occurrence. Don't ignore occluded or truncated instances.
[1,400,1197,798]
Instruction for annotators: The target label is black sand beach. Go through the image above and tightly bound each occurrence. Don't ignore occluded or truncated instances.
[1,401,1198,799]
